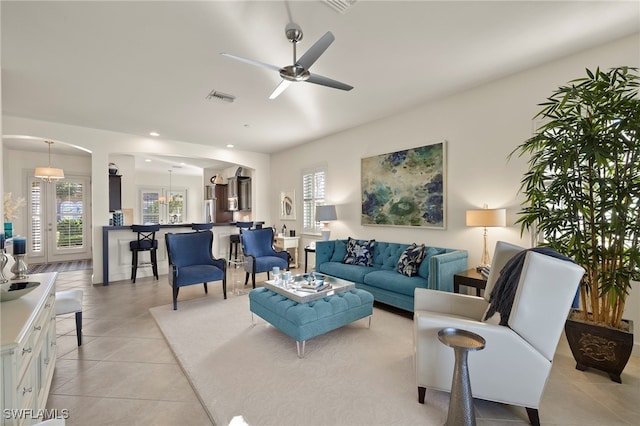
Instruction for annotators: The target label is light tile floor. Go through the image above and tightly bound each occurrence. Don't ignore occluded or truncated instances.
[47,268,640,426]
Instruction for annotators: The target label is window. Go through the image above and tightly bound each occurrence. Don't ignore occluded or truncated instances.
[140,187,187,224]
[302,167,326,234]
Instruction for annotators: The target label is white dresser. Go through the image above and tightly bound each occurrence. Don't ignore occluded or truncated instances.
[1,273,57,426]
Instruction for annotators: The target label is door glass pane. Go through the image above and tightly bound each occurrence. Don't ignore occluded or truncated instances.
[55,182,84,249]
[30,181,44,254]
[142,190,160,224]
[168,190,185,224]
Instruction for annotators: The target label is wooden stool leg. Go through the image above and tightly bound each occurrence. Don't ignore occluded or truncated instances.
[151,249,158,279]
[131,250,138,283]
[75,311,83,346]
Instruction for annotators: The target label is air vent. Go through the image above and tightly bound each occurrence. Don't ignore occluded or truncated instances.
[323,0,357,14]
[206,90,236,103]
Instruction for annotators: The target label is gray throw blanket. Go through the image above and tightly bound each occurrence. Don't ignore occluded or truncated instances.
[484,247,575,325]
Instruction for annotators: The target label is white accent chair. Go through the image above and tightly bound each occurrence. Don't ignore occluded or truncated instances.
[55,289,84,346]
[414,241,584,425]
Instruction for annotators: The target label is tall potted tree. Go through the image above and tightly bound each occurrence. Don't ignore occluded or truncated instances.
[511,66,639,383]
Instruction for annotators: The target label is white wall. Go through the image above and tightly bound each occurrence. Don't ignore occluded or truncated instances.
[270,34,640,351]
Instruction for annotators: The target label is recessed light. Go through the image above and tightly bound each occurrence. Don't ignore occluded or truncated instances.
[226,144,234,148]
[145,159,152,163]
[149,131,160,137]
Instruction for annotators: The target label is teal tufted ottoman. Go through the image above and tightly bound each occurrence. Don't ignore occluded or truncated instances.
[249,287,374,357]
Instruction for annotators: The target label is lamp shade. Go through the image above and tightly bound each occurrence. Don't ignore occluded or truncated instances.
[34,166,65,181]
[466,208,506,227]
[316,205,337,222]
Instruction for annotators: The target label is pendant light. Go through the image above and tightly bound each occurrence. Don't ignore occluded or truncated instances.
[34,141,65,182]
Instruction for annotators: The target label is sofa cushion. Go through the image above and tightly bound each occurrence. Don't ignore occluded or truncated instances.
[397,243,426,277]
[344,237,375,266]
[330,239,348,262]
[417,246,446,278]
[317,261,377,284]
[363,269,428,297]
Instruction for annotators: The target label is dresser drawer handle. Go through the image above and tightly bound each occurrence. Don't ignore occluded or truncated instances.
[22,387,33,395]
[22,347,32,355]
[45,303,51,308]
[34,325,42,331]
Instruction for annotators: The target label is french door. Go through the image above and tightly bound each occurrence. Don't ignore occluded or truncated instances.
[27,175,92,264]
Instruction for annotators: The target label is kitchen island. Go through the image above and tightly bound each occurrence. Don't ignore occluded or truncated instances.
[101,223,262,285]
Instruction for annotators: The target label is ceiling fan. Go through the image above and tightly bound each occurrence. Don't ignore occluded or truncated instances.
[222,23,353,99]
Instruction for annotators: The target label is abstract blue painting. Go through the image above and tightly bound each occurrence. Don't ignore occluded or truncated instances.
[361,141,446,228]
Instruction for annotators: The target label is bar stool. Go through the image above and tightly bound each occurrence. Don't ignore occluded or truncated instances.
[130,224,160,283]
[55,289,84,346]
[229,221,253,265]
[192,223,214,231]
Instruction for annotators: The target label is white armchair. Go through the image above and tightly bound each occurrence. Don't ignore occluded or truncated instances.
[414,241,584,425]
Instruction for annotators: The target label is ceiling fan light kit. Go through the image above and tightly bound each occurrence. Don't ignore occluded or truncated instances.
[222,22,353,99]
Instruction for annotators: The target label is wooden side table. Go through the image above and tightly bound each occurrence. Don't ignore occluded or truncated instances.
[453,268,487,296]
[274,236,300,268]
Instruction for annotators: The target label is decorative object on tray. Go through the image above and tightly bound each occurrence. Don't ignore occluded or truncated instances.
[0,281,40,302]
[361,141,446,228]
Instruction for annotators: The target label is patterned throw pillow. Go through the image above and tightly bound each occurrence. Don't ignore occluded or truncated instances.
[343,237,375,266]
[397,243,427,277]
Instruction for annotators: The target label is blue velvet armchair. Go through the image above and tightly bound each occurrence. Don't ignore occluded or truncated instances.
[165,231,227,310]
[240,228,289,288]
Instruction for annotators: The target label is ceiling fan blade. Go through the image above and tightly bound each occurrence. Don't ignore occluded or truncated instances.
[306,73,353,91]
[269,80,293,99]
[221,53,281,72]
[296,31,335,70]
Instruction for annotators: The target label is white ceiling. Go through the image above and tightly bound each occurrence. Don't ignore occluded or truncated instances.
[2,1,639,169]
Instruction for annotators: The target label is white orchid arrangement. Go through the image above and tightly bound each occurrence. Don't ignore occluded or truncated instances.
[4,192,26,222]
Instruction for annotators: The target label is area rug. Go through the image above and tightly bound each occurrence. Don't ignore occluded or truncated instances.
[27,259,92,274]
[149,292,452,426]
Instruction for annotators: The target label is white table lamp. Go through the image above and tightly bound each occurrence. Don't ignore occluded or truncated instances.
[316,205,337,241]
[466,206,506,268]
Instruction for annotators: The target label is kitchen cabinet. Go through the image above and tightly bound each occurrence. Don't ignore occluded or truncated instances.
[228,176,251,211]
[1,273,58,425]
[215,184,232,222]
[109,175,122,212]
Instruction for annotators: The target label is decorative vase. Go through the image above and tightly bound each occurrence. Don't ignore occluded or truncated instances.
[4,222,13,239]
[0,249,8,283]
[564,310,634,383]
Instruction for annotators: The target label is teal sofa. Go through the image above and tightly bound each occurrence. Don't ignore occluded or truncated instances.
[315,239,468,312]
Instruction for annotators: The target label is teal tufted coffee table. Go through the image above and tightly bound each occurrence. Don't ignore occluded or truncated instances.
[249,278,374,357]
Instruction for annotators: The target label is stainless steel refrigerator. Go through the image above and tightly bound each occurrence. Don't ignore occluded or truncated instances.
[203,199,215,223]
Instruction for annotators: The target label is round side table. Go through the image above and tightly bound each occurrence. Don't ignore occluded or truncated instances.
[438,327,486,426]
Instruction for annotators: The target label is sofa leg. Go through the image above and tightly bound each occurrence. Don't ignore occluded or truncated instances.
[203,282,208,294]
[245,272,250,286]
[252,272,256,289]
[526,407,540,426]
[296,340,306,358]
[418,386,426,404]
